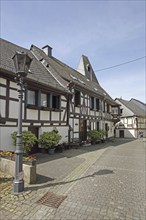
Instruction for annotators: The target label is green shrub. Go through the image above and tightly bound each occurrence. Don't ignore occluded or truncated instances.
[39,129,62,149]
[11,130,37,154]
[87,130,100,141]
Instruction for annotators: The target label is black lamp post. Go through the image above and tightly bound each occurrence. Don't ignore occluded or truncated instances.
[12,51,32,194]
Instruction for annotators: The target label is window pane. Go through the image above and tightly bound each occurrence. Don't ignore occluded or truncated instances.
[27,90,35,105]
[90,97,94,110]
[96,99,99,110]
[75,90,80,106]
[52,95,60,109]
[41,93,47,107]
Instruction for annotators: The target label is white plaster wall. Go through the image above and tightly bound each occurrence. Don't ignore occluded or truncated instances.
[77,56,86,76]
[27,109,38,120]
[40,110,49,121]
[9,101,25,119]
[0,77,6,85]
[52,112,59,121]
[10,81,17,89]
[10,89,18,99]
[0,87,6,96]
[9,101,18,118]
[0,127,28,151]
[61,110,66,121]
[74,118,79,132]
[0,99,6,117]
[90,111,95,116]
[61,101,67,108]
[75,108,80,113]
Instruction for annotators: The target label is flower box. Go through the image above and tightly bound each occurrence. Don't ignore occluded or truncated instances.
[0,157,36,184]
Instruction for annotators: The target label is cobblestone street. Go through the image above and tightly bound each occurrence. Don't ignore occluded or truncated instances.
[0,139,145,220]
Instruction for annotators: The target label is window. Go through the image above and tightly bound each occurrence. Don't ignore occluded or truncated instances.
[90,97,100,111]
[52,95,60,109]
[96,99,100,111]
[75,90,80,106]
[90,97,94,110]
[27,90,37,105]
[41,93,47,107]
[107,104,110,113]
[97,122,99,131]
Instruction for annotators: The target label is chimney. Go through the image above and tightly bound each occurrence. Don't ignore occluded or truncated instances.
[42,45,52,57]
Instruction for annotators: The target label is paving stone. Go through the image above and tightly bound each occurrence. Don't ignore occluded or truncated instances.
[0,139,145,220]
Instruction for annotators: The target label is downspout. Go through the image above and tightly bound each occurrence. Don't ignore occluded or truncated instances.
[66,81,74,143]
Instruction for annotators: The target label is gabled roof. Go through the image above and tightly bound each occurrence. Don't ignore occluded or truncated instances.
[77,55,99,84]
[0,38,69,93]
[31,44,117,105]
[115,98,146,117]
[0,38,118,105]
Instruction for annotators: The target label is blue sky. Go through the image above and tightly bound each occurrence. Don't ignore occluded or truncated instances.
[1,0,145,102]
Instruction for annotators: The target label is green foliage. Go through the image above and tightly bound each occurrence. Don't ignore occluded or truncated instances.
[87,129,106,141]
[39,129,62,149]
[11,130,37,153]
[87,130,100,141]
[98,129,106,139]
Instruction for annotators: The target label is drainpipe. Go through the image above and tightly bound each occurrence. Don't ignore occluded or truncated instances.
[66,81,74,143]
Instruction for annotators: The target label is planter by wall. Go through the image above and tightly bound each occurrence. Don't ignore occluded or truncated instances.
[0,157,36,184]
[48,148,55,155]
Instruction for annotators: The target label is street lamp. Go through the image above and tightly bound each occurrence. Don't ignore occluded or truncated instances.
[12,51,32,194]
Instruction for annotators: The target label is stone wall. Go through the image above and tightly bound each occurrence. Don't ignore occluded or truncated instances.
[0,157,36,184]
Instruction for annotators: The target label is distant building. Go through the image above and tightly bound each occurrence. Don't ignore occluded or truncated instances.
[115,98,146,138]
[0,38,120,152]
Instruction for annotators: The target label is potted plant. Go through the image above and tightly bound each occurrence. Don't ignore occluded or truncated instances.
[87,130,101,145]
[39,129,62,154]
[98,129,106,143]
[11,130,37,155]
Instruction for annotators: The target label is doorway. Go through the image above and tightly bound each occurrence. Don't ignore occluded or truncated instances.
[119,130,124,138]
[79,119,87,142]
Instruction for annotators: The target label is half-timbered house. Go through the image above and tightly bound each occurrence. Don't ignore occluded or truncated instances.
[115,98,146,138]
[0,39,120,151]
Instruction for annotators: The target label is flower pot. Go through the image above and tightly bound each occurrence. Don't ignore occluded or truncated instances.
[48,148,55,155]
[40,148,47,154]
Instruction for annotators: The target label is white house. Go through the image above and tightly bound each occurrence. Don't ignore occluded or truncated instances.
[115,98,146,138]
[0,39,120,152]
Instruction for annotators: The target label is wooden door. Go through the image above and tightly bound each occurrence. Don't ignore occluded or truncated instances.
[79,119,87,142]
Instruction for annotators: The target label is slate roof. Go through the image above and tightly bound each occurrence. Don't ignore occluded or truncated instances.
[0,39,69,93]
[31,44,117,105]
[116,98,146,117]
[0,38,118,106]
